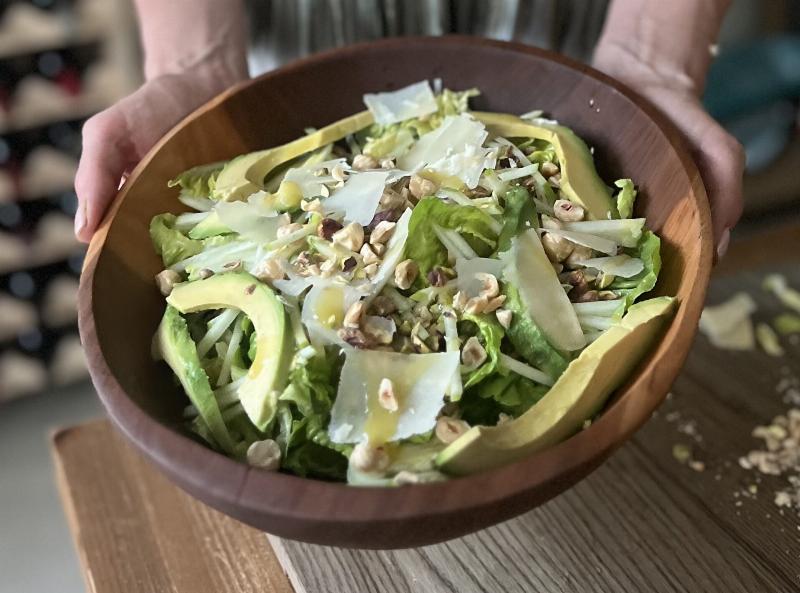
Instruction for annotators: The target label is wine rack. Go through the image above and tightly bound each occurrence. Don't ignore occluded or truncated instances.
[0,0,138,402]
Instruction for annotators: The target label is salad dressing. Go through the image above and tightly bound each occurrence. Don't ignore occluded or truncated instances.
[314,286,345,328]
[364,373,410,447]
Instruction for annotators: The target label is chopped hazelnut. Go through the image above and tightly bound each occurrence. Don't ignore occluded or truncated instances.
[349,442,390,473]
[495,308,513,329]
[363,263,379,278]
[343,301,365,329]
[360,243,380,265]
[475,273,500,298]
[363,316,396,345]
[461,336,487,368]
[370,220,397,245]
[337,327,372,348]
[246,439,281,470]
[464,295,489,315]
[553,199,585,222]
[541,233,574,263]
[483,295,506,313]
[452,291,469,311]
[332,222,364,252]
[394,259,419,290]
[564,244,594,269]
[377,377,398,411]
[252,258,284,282]
[435,416,470,444]
[380,188,406,210]
[155,269,182,296]
[409,174,437,200]
[351,154,378,171]
[540,161,560,177]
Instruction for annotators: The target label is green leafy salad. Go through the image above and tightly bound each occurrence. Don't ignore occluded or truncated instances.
[150,80,675,485]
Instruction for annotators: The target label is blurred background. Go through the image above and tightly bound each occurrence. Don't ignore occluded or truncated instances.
[0,0,797,591]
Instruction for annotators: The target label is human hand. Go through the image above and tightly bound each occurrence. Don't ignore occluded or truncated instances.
[74,71,247,243]
[594,48,745,260]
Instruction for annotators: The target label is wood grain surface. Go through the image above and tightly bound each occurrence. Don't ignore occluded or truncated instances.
[271,222,800,592]
[53,422,294,593]
[78,36,713,547]
[57,223,800,593]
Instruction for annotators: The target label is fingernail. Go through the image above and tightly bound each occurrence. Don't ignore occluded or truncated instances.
[716,228,730,259]
[74,202,86,237]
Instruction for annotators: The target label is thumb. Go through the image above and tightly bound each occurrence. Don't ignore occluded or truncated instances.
[74,106,136,243]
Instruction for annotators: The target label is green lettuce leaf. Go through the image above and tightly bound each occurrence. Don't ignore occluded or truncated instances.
[150,213,203,267]
[611,230,661,309]
[168,161,225,198]
[460,372,549,426]
[405,198,498,281]
[496,186,536,253]
[614,179,637,219]
[275,351,350,480]
[461,314,504,389]
[502,282,570,378]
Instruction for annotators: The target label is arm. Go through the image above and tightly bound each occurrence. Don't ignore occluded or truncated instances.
[74,0,249,242]
[593,0,743,258]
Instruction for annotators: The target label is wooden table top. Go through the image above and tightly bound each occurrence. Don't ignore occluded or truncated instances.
[53,222,800,593]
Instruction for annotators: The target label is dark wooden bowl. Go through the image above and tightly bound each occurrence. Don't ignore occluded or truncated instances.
[79,36,713,549]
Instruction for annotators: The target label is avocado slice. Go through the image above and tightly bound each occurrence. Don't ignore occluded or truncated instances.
[473,111,616,220]
[156,305,236,454]
[212,111,374,202]
[167,273,291,430]
[436,296,675,475]
[188,211,231,239]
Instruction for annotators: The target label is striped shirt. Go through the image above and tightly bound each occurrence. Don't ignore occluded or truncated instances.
[246,0,609,74]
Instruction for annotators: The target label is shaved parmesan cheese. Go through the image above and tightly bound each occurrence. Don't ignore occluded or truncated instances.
[170,240,261,273]
[574,254,644,278]
[562,219,645,248]
[506,229,586,352]
[328,350,460,444]
[398,113,488,181]
[539,228,618,256]
[272,269,315,297]
[323,171,389,226]
[363,80,437,125]
[368,208,412,296]
[214,197,282,244]
[429,143,498,189]
[699,292,757,350]
[301,281,364,347]
[284,158,348,199]
[455,257,505,297]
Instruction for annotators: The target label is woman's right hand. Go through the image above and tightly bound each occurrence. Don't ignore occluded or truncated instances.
[74,70,247,242]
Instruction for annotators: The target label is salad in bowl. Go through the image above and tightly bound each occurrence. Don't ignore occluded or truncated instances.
[150,80,674,486]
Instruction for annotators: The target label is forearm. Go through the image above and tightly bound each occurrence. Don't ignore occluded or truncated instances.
[594,0,730,95]
[134,0,249,86]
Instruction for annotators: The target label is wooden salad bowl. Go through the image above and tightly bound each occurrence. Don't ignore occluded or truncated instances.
[79,36,713,549]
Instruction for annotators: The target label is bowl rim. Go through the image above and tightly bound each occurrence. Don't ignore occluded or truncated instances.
[79,35,713,528]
